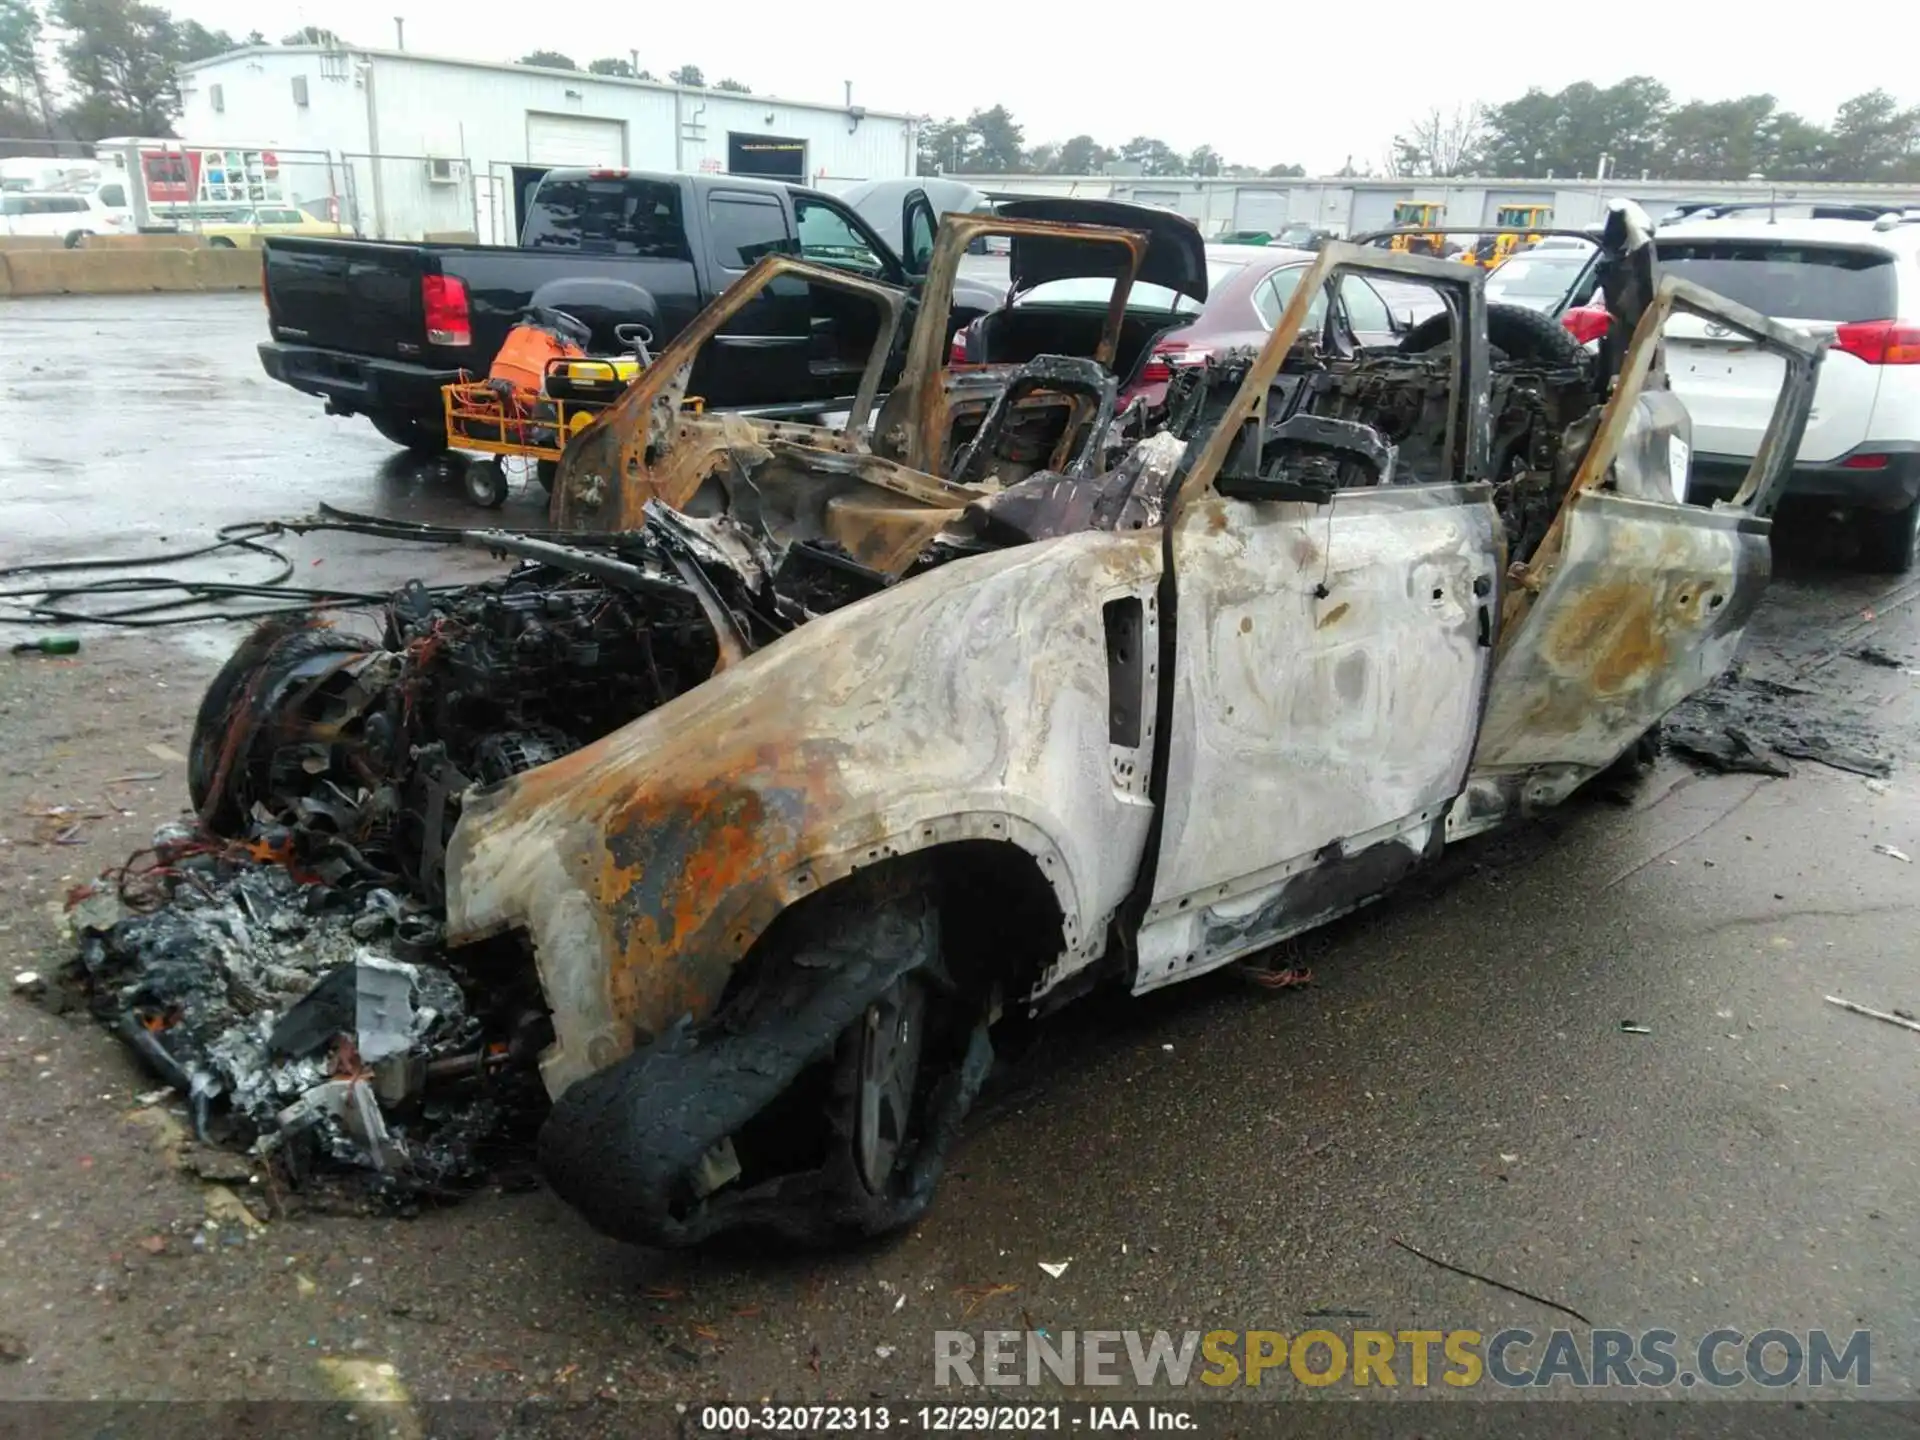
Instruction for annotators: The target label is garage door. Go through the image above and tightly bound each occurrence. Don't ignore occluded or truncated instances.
[1232,189,1290,233]
[525,113,627,168]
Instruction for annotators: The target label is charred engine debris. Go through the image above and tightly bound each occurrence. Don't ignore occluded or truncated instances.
[67,838,552,1203]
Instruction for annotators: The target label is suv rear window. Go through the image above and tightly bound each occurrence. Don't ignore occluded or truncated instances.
[522,178,691,260]
[1654,240,1897,322]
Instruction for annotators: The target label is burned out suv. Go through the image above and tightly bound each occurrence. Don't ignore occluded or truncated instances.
[168,202,1821,1247]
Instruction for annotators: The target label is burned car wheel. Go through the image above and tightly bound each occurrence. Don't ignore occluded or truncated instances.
[538,874,992,1249]
[843,975,930,1195]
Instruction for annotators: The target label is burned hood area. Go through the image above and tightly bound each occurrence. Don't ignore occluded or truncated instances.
[48,209,1839,1246]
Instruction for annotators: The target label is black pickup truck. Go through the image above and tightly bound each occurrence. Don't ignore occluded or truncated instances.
[259,170,1001,453]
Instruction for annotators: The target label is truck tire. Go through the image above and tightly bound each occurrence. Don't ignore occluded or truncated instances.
[1400,301,1588,369]
[368,412,449,456]
[1856,497,1920,575]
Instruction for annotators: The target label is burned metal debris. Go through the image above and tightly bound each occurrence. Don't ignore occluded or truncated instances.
[67,837,549,1202]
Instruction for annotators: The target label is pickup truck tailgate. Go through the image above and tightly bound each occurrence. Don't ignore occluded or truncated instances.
[264,238,425,361]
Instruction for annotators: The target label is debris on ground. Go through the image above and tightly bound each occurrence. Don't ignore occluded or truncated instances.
[59,829,549,1208]
[1389,1236,1591,1325]
[1038,1260,1070,1278]
[1850,645,1908,670]
[1824,995,1920,1035]
[1664,669,1892,778]
[1872,844,1912,863]
[1618,1021,1652,1035]
[1664,725,1791,778]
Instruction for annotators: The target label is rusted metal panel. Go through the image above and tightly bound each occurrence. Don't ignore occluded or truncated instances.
[444,531,1165,1098]
[1454,273,1825,837]
[872,212,1149,477]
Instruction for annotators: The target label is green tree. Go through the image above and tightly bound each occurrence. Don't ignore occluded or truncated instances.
[518,49,577,70]
[243,27,263,43]
[668,63,703,86]
[587,57,633,77]
[714,77,749,93]
[1051,134,1113,173]
[1185,144,1223,177]
[54,0,182,137]
[1659,95,1791,179]
[1119,135,1182,176]
[281,25,344,44]
[917,116,974,174]
[1023,140,1059,173]
[1826,89,1920,179]
[1265,161,1306,177]
[0,0,54,132]
[1479,77,1667,177]
[176,18,235,62]
[966,104,1024,172]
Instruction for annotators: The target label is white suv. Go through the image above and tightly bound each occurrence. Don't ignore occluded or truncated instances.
[1655,215,1920,570]
[0,186,134,246]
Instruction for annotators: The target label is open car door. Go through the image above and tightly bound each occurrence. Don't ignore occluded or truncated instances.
[1450,276,1825,837]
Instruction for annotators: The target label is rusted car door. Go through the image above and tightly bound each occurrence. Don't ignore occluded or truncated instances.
[1449,276,1824,837]
[1131,247,1502,992]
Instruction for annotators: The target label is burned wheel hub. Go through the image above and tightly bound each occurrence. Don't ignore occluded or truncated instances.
[854,978,926,1194]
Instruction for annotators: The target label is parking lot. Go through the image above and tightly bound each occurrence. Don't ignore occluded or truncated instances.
[4,291,1920,1428]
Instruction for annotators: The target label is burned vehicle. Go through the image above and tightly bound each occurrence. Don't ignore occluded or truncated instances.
[167,201,1823,1246]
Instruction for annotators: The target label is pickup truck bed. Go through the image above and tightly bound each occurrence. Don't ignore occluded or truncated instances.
[259,170,1005,451]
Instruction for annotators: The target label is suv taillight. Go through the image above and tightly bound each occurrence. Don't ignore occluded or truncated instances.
[422,274,471,347]
[1560,305,1610,345]
[1834,320,1920,365]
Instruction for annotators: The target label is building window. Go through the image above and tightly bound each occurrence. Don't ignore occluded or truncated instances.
[210,83,224,112]
[292,76,309,107]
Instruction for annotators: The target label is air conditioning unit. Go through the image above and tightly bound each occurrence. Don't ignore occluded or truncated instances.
[425,157,461,185]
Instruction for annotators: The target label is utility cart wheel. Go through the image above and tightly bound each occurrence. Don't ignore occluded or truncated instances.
[463,458,509,509]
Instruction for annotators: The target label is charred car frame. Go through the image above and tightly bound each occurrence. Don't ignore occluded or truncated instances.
[180,202,1824,1246]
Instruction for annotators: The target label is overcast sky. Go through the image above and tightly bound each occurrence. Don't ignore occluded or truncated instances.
[172,0,1906,173]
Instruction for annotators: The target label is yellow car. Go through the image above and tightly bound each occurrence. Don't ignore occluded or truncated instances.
[188,206,350,248]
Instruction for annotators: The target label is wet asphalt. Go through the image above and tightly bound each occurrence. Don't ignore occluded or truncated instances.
[1,294,1919,1431]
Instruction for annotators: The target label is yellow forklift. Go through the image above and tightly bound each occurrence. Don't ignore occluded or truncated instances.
[1463,204,1555,267]
[1387,201,1449,256]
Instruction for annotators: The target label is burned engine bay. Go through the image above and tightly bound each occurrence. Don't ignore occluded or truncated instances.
[61,217,1698,1227]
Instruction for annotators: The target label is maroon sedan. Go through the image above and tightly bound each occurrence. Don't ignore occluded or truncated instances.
[1127,243,1414,407]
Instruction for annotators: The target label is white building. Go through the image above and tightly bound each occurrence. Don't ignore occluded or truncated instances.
[962,173,1920,239]
[174,45,917,241]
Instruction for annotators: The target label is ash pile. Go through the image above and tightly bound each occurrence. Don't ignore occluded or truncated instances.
[67,834,552,1206]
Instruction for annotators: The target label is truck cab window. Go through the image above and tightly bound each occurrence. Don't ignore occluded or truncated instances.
[707,194,791,272]
[794,197,885,277]
[522,179,691,260]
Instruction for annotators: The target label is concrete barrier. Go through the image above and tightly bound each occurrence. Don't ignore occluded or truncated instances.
[0,245,266,296]
[0,235,65,251]
[80,232,211,250]
[193,246,264,290]
[424,230,480,243]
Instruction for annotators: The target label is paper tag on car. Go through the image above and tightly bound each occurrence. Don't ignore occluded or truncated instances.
[1668,436,1691,503]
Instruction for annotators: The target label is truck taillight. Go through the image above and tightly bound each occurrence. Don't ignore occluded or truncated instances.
[1560,305,1610,345]
[1834,320,1920,365]
[422,274,471,347]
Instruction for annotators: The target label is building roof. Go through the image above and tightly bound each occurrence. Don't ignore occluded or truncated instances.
[179,45,913,124]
